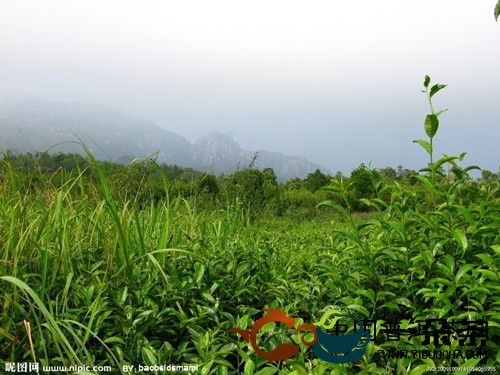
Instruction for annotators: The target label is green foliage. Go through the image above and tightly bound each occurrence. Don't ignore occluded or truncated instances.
[221,167,266,216]
[319,76,499,372]
[0,76,498,373]
[303,169,330,192]
[347,164,381,211]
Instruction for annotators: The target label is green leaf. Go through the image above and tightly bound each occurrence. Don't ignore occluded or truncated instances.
[290,363,308,375]
[317,200,348,216]
[424,75,431,88]
[201,361,215,375]
[194,262,206,284]
[463,165,481,173]
[435,108,448,117]
[142,346,157,366]
[453,230,468,252]
[430,83,447,97]
[424,114,439,138]
[244,360,255,375]
[475,253,493,266]
[433,156,459,171]
[0,327,15,342]
[455,264,474,283]
[495,0,500,21]
[414,175,434,191]
[491,244,500,255]
[103,336,125,344]
[117,286,128,305]
[217,365,229,375]
[409,364,432,375]
[454,357,482,375]
[0,276,80,363]
[254,368,278,375]
[413,139,432,154]
[346,304,369,317]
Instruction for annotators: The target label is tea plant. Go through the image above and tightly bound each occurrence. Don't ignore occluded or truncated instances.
[0,77,498,374]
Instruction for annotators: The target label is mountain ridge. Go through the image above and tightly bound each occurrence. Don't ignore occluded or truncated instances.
[0,98,327,181]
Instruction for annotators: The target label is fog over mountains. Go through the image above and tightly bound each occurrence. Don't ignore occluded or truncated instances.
[0,98,325,181]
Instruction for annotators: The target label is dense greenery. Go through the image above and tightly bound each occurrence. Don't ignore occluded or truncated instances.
[0,77,499,374]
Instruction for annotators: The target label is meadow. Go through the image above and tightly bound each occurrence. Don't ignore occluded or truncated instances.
[0,78,499,374]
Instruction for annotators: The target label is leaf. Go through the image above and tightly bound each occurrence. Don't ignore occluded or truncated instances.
[0,276,79,363]
[424,114,439,138]
[475,253,493,266]
[453,230,468,252]
[414,175,434,191]
[243,360,255,375]
[434,108,448,117]
[217,365,229,375]
[103,336,125,344]
[317,200,348,216]
[496,0,500,21]
[424,75,431,88]
[201,361,215,375]
[463,165,481,173]
[0,327,15,342]
[142,346,157,366]
[491,244,500,255]
[429,83,447,97]
[421,250,433,267]
[117,286,128,305]
[455,264,474,283]
[409,364,433,375]
[432,156,459,172]
[254,368,278,375]
[290,363,308,375]
[413,139,432,154]
[194,262,206,284]
[346,304,369,317]
[454,357,482,375]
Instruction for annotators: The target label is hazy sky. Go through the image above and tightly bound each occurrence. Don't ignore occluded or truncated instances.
[1,1,499,173]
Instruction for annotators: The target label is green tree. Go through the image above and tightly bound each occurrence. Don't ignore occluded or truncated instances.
[378,167,397,180]
[197,174,219,196]
[304,169,330,191]
[348,164,381,210]
[221,168,266,215]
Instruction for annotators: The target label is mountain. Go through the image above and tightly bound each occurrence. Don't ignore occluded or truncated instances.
[192,131,325,180]
[0,98,326,180]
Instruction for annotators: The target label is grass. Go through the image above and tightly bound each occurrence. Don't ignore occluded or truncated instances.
[0,77,499,374]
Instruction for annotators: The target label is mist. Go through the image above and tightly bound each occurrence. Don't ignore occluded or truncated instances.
[1,0,499,173]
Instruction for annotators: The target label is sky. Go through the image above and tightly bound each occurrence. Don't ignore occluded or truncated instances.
[1,0,499,173]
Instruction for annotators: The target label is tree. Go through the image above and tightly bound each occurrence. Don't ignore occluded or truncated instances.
[304,169,330,192]
[221,168,266,214]
[197,174,219,196]
[378,167,397,180]
[349,164,379,199]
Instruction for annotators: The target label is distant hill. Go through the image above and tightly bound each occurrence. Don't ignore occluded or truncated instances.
[0,98,326,180]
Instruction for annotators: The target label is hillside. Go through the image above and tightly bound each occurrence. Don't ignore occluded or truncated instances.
[0,97,325,180]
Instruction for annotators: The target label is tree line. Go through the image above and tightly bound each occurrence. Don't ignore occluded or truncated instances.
[1,151,498,219]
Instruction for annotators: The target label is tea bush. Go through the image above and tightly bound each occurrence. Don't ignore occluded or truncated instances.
[0,77,498,374]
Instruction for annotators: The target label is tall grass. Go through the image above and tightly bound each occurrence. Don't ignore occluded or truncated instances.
[0,78,499,374]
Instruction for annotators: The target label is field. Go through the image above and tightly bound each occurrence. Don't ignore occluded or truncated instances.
[1,79,499,374]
